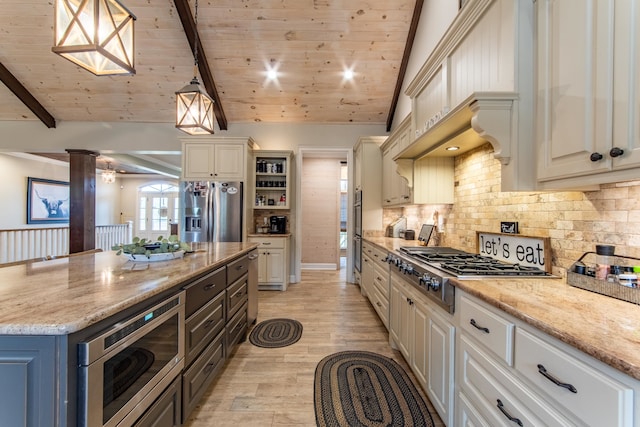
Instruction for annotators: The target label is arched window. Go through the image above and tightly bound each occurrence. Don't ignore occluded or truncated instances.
[137,183,179,240]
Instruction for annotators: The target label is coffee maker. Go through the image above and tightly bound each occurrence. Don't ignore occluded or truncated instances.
[269,216,287,234]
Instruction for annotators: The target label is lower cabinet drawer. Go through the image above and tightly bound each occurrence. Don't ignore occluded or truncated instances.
[372,263,389,299]
[227,254,249,284]
[514,327,634,427]
[184,266,226,317]
[226,274,248,321]
[184,291,225,366]
[182,329,226,421]
[370,285,389,328]
[226,301,248,351]
[457,391,492,427]
[459,334,572,426]
[134,376,181,427]
[459,294,515,366]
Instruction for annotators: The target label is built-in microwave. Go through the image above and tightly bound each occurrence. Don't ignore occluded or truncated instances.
[78,291,185,427]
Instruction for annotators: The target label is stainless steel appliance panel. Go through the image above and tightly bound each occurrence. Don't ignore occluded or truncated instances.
[181,181,243,243]
[354,235,362,272]
[247,249,258,325]
[78,291,185,427]
[354,190,362,272]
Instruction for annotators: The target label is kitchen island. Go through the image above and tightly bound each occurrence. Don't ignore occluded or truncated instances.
[0,242,258,426]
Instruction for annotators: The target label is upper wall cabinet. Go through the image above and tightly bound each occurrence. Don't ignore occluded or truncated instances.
[381,116,411,206]
[536,0,640,190]
[354,136,386,232]
[181,137,256,181]
[397,0,536,192]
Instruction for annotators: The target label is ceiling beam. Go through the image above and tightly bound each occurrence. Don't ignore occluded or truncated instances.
[386,0,424,132]
[0,61,56,128]
[173,0,228,131]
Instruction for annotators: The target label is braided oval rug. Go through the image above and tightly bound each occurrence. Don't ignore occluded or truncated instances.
[314,351,435,427]
[249,318,303,348]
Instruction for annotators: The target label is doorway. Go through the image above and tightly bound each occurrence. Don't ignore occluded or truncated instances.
[295,148,354,282]
[136,182,179,241]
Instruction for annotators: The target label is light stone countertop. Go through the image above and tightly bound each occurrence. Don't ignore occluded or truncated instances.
[0,242,258,336]
[364,236,640,381]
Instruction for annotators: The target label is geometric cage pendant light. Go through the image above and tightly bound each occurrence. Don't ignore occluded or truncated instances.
[101,161,116,184]
[52,0,136,76]
[175,0,215,135]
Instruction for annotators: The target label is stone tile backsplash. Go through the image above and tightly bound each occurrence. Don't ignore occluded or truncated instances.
[384,143,640,276]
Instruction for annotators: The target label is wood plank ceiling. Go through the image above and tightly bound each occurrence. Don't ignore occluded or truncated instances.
[0,0,420,130]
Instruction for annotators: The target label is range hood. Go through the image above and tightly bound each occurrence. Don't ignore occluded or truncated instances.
[395,92,519,166]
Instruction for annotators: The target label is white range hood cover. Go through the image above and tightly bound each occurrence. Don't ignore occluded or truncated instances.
[395,92,519,166]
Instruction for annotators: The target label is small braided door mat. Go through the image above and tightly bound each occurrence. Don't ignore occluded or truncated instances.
[314,351,436,427]
[249,318,303,348]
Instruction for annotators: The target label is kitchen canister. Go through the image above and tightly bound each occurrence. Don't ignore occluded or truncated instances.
[595,244,615,280]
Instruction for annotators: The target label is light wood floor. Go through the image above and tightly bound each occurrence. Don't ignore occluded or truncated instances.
[184,266,446,427]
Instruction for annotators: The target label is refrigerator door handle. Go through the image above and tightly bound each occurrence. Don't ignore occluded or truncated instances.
[206,183,213,242]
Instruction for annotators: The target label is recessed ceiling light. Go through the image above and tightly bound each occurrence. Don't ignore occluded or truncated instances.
[446,146,460,151]
[266,68,278,80]
[343,68,354,80]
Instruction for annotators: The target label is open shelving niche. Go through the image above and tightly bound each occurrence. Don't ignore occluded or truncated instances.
[252,151,293,210]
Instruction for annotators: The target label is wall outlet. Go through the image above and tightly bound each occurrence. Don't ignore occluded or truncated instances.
[501,222,519,234]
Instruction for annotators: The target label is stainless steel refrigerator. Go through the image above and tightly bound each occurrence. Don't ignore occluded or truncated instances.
[180,181,243,242]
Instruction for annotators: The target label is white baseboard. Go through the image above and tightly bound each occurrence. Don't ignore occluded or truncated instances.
[301,263,337,270]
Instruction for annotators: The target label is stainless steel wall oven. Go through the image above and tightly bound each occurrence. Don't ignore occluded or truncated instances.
[354,190,362,272]
[78,291,185,427]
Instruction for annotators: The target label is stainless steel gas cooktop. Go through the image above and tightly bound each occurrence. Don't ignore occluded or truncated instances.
[390,246,553,314]
[398,246,553,279]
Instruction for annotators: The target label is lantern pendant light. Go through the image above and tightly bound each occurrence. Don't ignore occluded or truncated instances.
[52,0,136,76]
[175,0,215,135]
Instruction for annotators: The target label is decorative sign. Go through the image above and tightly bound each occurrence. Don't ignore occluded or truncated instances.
[476,232,551,272]
[500,221,518,234]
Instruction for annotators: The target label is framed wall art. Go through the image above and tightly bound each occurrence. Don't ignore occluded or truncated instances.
[27,177,70,224]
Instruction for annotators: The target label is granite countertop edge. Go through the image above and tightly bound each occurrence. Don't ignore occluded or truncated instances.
[0,242,259,336]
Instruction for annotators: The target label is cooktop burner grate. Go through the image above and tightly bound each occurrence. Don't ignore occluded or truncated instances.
[398,246,552,278]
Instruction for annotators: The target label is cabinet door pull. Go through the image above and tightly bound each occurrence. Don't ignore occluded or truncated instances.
[376,302,382,307]
[248,254,258,260]
[496,399,523,426]
[609,147,624,158]
[204,319,215,328]
[470,318,490,333]
[236,265,244,271]
[203,284,216,291]
[590,152,604,162]
[263,242,272,246]
[537,364,577,393]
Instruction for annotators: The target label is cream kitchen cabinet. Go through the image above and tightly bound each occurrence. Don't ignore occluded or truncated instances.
[360,246,375,298]
[354,136,386,232]
[390,272,455,425]
[536,0,640,190]
[399,0,537,192]
[248,235,289,291]
[456,291,639,427]
[381,116,411,206]
[361,241,390,329]
[181,137,255,181]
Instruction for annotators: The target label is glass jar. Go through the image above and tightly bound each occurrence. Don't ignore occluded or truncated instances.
[617,274,637,288]
[595,245,615,280]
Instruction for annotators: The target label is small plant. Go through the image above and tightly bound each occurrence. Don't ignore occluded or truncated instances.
[112,235,191,258]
